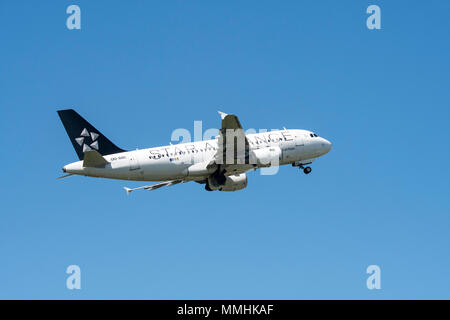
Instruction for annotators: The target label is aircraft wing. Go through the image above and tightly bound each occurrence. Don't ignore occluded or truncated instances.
[213,111,251,173]
[124,180,185,195]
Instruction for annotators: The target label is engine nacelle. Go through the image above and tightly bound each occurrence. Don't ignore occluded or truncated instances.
[208,173,247,191]
[250,146,281,167]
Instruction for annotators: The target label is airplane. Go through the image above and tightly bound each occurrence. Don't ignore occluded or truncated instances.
[57,109,332,193]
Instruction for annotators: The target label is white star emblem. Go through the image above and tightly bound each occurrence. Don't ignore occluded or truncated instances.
[75,128,99,152]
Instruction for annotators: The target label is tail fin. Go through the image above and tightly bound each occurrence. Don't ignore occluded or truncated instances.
[57,109,126,160]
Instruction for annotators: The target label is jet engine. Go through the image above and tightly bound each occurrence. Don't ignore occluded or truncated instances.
[207,173,247,191]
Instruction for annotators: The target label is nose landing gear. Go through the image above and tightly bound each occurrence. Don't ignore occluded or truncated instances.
[293,163,312,175]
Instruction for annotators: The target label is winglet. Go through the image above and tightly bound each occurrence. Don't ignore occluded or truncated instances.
[124,187,132,196]
[218,111,228,120]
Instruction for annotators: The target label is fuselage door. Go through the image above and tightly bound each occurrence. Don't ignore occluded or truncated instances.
[282,135,297,162]
[295,134,305,147]
[129,152,141,171]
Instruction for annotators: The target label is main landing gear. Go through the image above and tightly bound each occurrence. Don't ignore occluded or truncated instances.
[293,163,312,175]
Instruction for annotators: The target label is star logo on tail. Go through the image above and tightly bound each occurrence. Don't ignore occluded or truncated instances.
[75,128,99,152]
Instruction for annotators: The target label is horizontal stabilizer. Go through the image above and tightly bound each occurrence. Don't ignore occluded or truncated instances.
[83,150,108,168]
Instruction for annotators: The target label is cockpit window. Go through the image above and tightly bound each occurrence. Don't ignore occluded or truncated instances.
[314,134,318,137]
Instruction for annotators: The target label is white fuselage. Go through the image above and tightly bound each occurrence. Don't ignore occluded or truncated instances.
[63,129,332,181]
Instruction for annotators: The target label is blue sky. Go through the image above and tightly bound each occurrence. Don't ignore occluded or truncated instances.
[0,1,449,299]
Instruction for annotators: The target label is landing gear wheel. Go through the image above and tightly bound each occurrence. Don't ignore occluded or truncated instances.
[205,182,213,191]
[303,166,312,174]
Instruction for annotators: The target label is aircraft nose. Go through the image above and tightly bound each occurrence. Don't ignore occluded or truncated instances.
[326,139,332,151]
[321,138,332,154]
